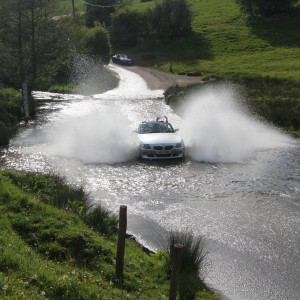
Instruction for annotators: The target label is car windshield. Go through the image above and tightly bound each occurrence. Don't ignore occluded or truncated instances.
[138,122,175,134]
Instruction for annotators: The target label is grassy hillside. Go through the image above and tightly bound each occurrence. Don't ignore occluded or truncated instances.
[126,0,300,82]
[0,170,220,300]
[123,0,300,136]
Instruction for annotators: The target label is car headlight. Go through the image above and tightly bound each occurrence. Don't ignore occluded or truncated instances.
[175,143,183,148]
[140,144,151,150]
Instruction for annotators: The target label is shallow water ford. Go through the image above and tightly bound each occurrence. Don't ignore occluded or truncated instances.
[1,65,299,300]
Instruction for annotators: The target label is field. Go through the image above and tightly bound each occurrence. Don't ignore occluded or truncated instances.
[127,0,300,82]
[123,0,300,135]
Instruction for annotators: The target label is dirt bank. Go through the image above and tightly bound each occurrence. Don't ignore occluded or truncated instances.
[121,65,202,90]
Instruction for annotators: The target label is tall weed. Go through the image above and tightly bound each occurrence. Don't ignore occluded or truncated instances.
[167,231,208,300]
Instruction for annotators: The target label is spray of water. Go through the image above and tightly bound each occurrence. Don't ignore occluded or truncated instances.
[71,54,119,95]
[44,110,138,164]
[23,60,166,165]
[179,84,292,163]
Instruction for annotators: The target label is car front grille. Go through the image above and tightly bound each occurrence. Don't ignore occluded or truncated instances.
[164,145,174,150]
[153,145,174,150]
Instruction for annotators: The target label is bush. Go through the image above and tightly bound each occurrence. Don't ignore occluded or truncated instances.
[236,0,298,16]
[85,0,115,27]
[83,24,111,64]
[48,84,74,93]
[249,97,300,131]
[0,88,23,126]
[110,0,192,47]
[84,205,118,236]
[111,9,144,47]
[167,231,208,300]
[0,87,23,145]
[146,0,192,39]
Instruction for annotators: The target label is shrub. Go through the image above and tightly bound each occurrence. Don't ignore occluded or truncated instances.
[146,0,192,39]
[0,87,23,145]
[0,88,23,126]
[48,84,74,94]
[249,97,300,131]
[85,0,115,27]
[111,9,144,47]
[236,0,298,17]
[84,24,111,64]
[167,231,208,300]
[111,0,192,47]
[84,205,118,236]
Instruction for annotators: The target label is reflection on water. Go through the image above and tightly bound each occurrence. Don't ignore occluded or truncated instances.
[1,65,300,300]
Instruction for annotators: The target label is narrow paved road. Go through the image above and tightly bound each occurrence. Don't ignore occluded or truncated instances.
[120,65,203,90]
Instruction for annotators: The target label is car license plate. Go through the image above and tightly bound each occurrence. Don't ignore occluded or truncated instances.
[156,150,171,154]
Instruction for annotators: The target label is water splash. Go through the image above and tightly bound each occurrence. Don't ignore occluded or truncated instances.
[43,110,138,164]
[71,54,119,95]
[180,84,292,163]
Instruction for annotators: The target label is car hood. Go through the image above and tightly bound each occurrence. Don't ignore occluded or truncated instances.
[138,133,183,144]
[119,57,132,62]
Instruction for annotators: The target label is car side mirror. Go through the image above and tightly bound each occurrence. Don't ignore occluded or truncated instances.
[175,129,179,132]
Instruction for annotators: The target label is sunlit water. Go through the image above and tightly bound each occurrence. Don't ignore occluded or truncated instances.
[1,64,300,300]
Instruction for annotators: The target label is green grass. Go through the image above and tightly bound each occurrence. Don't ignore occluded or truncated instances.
[125,0,300,82]
[48,84,74,94]
[56,0,85,13]
[124,0,300,136]
[0,170,220,299]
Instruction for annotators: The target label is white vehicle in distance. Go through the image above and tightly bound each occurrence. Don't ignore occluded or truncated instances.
[137,116,185,160]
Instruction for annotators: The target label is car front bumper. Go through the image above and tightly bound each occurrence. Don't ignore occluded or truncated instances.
[139,146,185,160]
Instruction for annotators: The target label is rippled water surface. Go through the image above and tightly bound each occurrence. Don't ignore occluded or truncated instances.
[1,65,299,300]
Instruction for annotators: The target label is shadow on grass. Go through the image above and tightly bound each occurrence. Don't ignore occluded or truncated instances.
[249,8,300,47]
[133,31,214,66]
[171,31,214,61]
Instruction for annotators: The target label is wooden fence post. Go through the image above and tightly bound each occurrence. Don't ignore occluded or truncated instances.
[115,205,127,285]
[22,82,30,119]
[169,244,183,300]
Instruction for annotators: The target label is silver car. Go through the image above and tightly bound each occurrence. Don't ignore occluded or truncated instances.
[137,117,185,160]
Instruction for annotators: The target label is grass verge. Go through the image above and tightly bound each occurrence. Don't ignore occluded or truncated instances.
[0,170,220,299]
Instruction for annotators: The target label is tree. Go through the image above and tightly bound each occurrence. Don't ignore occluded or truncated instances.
[111,9,144,47]
[72,0,76,19]
[85,0,116,27]
[147,0,192,39]
[236,0,298,17]
[110,0,192,48]
[83,23,112,64]
[0,0,75,89]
